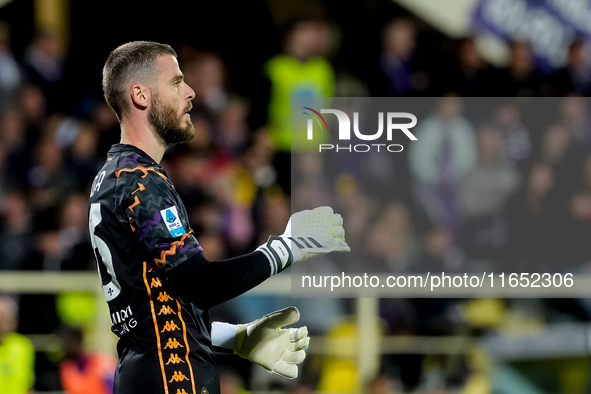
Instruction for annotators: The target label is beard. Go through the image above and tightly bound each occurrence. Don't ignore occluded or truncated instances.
[148,93,195,145]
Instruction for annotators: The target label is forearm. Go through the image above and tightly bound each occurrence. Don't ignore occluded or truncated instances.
[166,251,274,309]
[167,206,348,309]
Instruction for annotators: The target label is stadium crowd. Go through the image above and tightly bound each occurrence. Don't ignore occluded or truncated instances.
[1,6,591,394]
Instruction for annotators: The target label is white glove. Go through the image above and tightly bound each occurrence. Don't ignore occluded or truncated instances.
[211,307,309,379]
[257,206,350,274]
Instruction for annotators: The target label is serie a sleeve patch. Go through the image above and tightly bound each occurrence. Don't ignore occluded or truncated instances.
[159,206,187,237]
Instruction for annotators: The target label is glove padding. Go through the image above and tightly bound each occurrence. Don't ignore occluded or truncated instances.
[258,206,350,273]
[234,306,309,379]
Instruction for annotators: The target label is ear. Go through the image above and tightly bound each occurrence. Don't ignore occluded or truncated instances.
[130,83,150,110]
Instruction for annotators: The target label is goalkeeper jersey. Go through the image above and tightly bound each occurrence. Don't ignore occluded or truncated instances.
[88,144,219,394]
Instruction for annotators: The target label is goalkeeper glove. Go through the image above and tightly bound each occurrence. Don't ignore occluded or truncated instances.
[257,206,350,274]
[211,307,309,379]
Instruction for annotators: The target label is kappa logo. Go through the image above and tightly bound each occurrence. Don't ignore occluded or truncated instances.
[166,353,185,365]
[163,338,184,349]
[151,277,163,288]
[161,320,181,332]
[169,371,189,382]
[160,206,186,237]
[158,305,176,316]
[157,291,174,302]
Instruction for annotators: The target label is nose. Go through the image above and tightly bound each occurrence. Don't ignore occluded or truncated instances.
[184,82,195,101]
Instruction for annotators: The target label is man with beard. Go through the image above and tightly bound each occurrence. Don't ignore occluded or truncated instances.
[89,41,349,394]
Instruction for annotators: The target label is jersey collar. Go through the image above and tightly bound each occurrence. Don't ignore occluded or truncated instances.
[108,144,158,165]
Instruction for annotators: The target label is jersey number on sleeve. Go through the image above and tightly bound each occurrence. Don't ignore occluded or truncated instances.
[89,203,122,301]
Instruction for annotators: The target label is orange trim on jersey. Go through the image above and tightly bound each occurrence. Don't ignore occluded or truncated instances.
[128,195,141,213]
[115,166,168,180]
[176,299,197,394]
[154,230,193,266]
[132,183,146,194]
[143,262,170,394]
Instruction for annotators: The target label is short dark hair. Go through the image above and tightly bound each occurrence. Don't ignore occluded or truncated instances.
[102,41,177,121]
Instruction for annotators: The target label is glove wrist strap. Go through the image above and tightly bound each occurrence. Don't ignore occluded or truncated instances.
[256,235,293,275]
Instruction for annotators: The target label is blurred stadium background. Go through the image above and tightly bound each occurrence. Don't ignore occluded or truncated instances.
[1,0,591,393]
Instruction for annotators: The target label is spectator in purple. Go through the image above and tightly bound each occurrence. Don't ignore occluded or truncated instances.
[375,18,419,97]
[550,38,591,97]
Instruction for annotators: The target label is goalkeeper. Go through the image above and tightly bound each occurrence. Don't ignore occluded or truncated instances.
[89,41,349,394]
